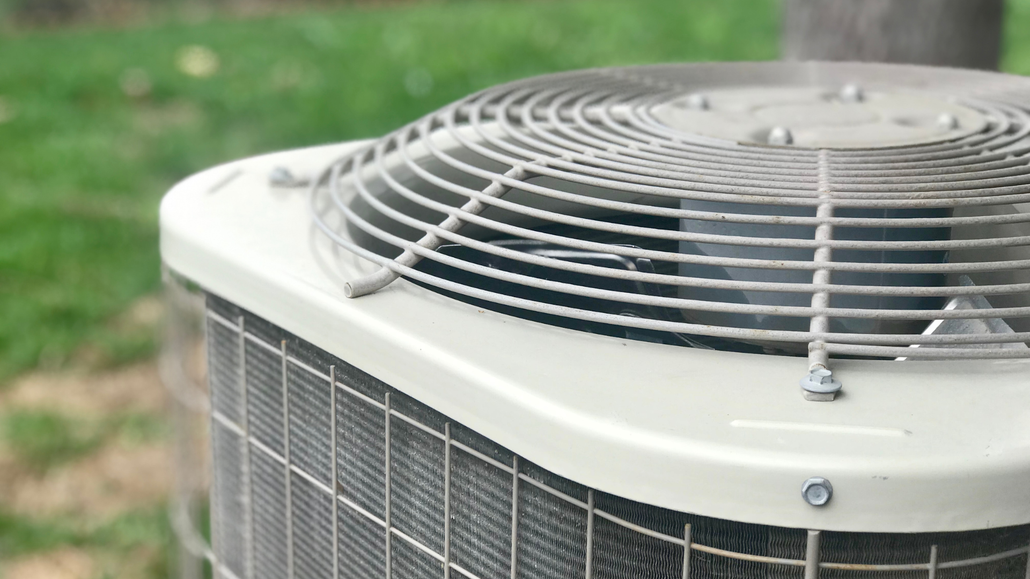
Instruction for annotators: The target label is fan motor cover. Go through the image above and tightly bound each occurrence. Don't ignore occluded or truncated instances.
[161,62,1030,578]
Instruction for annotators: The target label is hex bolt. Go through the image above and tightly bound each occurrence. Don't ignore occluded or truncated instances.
[840,83,864,103]
[802,477,833,507]
[269,166,296,186]
[768,126,793,146]
[937,113,959,130]
[268,166,310,188]
[686,93,709,111]
[800,367,842,402]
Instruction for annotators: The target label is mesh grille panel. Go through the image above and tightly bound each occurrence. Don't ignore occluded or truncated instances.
[391,536,441,579]
[938,558,1029,579]
[451,449,513,579]
[208,318,241,423]
[289,364,333,484]
[336,382,387,518]
[251,449,288,579]
[516,481,588,579]
[338,502,386,579]
[203,295,1030,579]
[291,472,335,579]
[246,340,284,456]
[391,419,446,553]
[211,420,246,578]
[593,516,681,579]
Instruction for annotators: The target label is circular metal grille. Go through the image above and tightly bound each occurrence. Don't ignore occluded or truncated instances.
[310,62,1030,363]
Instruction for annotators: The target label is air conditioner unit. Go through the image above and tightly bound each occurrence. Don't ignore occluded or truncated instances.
[161,62,1030,579]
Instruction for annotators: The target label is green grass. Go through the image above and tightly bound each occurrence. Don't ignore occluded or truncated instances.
[0,0,780,383]
[0,407,172,574]
[0,3,776,573]
[1005,0,1030,73]
[3,0,1030,383]
[0,506,172,576]
[3,0,1030,572]
[0,411,107,471]
[0,3,776,571]
[0,409,167,471]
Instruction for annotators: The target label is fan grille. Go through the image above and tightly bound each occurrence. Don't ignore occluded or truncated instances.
[310,63,1030,363]
[193,295,1030,579]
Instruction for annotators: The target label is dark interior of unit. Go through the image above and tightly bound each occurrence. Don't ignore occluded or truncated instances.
[412,215,771,354]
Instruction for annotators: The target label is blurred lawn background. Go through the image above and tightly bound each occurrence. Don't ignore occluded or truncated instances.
[3,0,1030,576]
[0,0,781,384]
[1,2,779,576]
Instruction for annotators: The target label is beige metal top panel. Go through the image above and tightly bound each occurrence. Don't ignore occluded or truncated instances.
[161,142,1030,533]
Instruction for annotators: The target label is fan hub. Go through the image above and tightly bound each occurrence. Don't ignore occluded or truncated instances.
[652,87,987,148]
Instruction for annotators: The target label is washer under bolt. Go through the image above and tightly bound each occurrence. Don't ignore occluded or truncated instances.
[937,112,959,130]
[839,83,864,103]
[802,477,833,507]
[800,367,842,401]
[686,93,709,110]
[768,126,793,145]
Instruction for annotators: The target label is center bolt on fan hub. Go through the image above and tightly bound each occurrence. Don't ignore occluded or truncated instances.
[802,477,834,507]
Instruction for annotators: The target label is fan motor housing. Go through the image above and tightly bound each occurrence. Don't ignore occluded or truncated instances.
[162,62,1030,578]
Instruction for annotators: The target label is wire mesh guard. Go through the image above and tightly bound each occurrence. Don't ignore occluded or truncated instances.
[168,296,1030,579]
[308,63,1030,365]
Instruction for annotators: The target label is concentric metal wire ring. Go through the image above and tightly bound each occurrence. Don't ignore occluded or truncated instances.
[310,63,1030,361]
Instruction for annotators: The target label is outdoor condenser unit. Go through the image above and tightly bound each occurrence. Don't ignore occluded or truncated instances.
[161,62,1030,579]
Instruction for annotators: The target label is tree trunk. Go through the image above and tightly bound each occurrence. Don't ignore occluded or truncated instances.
[782,0,1004,70]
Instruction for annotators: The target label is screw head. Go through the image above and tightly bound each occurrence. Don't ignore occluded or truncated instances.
[686,93,709,110]
[839,83,864,103]
[802,477,833,507]
[269,166,295,186]
[812,368,833,385]
[937,113,959,130]
[768,126,793,146]
[800,368,842,401]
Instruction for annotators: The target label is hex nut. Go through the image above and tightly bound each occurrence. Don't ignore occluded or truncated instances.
[937,113,959,130]
[269,166,296,187]
[802,477,833,507]
[840,83,864,103]
[686,93,709,110]
[800,368,842,401]
[768,126,793,146]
